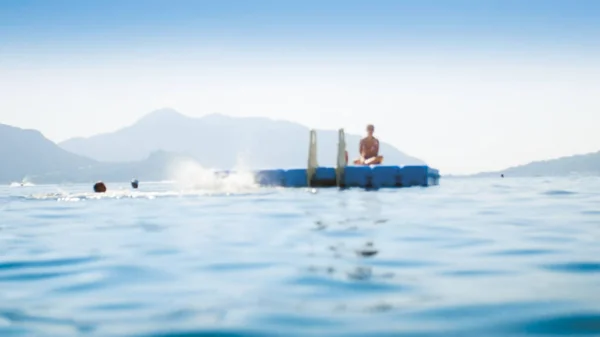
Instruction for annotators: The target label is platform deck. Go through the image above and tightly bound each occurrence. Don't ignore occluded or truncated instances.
[250,165,440,188]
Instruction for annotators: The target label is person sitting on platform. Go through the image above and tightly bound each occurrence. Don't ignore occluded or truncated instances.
[354,124,384,165]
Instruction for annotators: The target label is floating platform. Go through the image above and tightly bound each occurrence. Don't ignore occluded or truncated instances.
[220,128,440,189]
[252,165,440,188]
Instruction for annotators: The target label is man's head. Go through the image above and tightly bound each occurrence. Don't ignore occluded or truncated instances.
[366,124,375,136]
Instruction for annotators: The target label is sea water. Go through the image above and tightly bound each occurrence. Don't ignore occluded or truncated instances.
[1,176,599,336]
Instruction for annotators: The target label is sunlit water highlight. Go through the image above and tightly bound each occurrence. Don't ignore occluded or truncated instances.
[1,177,600,336]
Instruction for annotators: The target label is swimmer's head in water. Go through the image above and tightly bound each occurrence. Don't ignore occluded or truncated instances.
[93,181,107,193]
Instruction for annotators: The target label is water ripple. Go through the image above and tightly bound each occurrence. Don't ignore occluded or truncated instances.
[541,262,600,274]
[0,256,99,271]
[486,248,559,256]
[510,312,600,335]
[542,189,577,196]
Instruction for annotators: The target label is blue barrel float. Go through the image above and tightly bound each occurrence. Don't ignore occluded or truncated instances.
[252,165,439,188]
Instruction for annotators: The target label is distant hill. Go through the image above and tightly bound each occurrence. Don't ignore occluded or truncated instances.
[0,123,96,183]
[473,151,600,177]
[59,108,426,169]
[0,123,198,184]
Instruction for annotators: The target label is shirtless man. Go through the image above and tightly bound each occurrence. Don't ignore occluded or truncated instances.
[354,124,384,165]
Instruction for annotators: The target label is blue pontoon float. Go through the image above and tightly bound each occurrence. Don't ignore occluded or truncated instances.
[250,129,440,188]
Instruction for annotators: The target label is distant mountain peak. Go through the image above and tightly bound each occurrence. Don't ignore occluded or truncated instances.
[199,112,235,122]
[137,108,189,124]
[0,122,95,183]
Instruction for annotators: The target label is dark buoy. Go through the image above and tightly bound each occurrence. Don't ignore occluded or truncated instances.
[131,179,139,189]
[93,181,107,193]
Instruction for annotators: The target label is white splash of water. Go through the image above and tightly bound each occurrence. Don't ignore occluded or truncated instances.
[20,156,262,201]
[167,157,259,193]
[9,181,35,187]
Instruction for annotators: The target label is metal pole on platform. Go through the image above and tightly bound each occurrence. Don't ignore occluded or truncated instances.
[307,129,318,187]
[336,128,346,188]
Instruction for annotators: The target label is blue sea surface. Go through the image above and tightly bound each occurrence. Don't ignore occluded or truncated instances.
[1,177,599,336]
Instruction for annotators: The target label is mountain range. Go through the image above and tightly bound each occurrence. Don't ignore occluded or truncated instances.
[472,151,600,177]
[59,108,425,169]
[1,109,425,184]
[3,108,599,184]
[0,122,194,184]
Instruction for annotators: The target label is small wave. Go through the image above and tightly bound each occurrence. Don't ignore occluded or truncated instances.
[0,309,95,334]
[541,190,577,196]
[9,182,35,187]
[439,269,513,277]
[167,159,259,193]
[540,262,600,274]
[508,312,600,335]
[21,188,266,202]
[18,161,265,201]
[486,248,558,257]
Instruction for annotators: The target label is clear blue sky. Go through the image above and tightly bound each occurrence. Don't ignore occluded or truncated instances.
[1,0,599,173]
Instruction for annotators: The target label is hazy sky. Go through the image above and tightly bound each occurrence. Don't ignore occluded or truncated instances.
[1,0,599,174]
